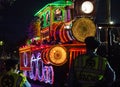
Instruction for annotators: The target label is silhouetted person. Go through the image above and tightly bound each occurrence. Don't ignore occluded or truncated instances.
[68,36,116,87]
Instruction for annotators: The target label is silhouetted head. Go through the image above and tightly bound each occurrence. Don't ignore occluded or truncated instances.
[5,58,19,71]
[85,36,100,51]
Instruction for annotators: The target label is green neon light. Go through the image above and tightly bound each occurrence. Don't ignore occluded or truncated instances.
[34,1,73,16]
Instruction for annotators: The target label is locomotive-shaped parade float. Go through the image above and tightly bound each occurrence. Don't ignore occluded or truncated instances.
[19,0,97,85]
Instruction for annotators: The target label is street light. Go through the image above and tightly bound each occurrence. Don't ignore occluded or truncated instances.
[109,21,114,25]
[74,0,96,18]
[0,41,3,46]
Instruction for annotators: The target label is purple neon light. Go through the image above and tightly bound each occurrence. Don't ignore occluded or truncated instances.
[27,52,54,84]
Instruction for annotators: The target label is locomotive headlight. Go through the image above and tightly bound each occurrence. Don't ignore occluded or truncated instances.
[81,1,94,14]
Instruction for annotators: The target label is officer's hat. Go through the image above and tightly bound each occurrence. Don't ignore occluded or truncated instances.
[85,36,100,50]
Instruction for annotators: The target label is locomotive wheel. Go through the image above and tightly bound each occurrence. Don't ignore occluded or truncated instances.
[48,45,67,66]
[72,18,96,42]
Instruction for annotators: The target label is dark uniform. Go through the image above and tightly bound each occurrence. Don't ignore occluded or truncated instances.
[68,36,116,87]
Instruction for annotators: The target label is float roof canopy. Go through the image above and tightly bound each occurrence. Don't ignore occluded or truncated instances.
[34,0,73,16]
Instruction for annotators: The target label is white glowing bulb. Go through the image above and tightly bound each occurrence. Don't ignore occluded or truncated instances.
[81,1,94,14]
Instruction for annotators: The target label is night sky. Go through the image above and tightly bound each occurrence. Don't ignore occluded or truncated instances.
[0,0,54,45]
[0,0,120,45]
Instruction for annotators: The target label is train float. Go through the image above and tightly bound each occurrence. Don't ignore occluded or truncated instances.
[19,0,97,85]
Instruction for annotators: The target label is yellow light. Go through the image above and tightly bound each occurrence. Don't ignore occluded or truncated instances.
[0,41,3,46]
